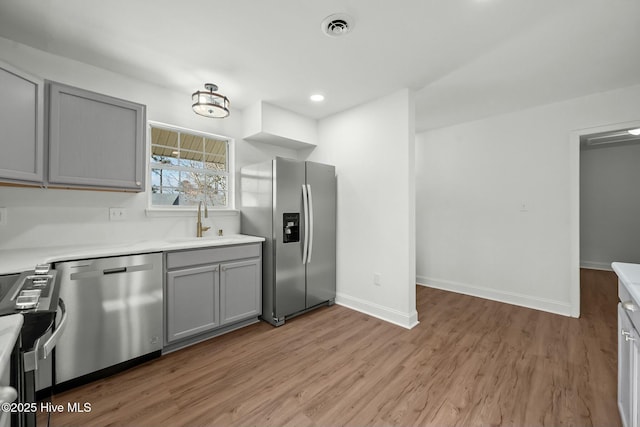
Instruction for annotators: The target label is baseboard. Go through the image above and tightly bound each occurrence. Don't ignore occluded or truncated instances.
[416,275,573,317]
[335,293,419,329]
[580,260,613,271]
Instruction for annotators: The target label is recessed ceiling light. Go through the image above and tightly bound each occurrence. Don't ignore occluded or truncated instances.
[628,128,640,136]
[310,94,325,102]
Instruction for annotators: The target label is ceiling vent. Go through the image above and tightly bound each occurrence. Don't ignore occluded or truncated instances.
[321,13,354,37]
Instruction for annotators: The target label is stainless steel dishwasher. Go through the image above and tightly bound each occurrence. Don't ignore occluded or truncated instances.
[54,253,163,387]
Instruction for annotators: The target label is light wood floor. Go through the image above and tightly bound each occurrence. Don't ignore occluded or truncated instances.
[50,269,621,426]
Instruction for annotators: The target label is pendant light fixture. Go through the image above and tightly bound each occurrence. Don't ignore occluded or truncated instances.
[192,83,230,118]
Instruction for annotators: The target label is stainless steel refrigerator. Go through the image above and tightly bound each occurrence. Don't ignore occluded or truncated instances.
[240,157,336,326]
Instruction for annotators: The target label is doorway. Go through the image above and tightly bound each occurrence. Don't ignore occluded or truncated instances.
[570,121,640,316]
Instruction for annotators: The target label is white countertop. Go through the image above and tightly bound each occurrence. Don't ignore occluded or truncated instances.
[0,314,23,380]
[612,262,640,305]
[0,234,265,275]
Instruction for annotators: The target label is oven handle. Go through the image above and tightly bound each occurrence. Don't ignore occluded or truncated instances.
[23,299,67,372]
[41,298,67,360]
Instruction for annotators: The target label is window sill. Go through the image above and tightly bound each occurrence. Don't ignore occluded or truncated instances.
[145,208,240,218]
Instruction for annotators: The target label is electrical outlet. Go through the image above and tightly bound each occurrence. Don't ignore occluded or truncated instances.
[109,207,127,221]
[519,202,533,212]
[0,208,6,226]
[373,272,382,286]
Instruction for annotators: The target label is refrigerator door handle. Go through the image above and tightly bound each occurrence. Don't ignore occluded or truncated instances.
[307,184,314,263]
[302,184,309,264]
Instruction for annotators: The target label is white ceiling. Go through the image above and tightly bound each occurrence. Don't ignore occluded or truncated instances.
[0,0,639,132]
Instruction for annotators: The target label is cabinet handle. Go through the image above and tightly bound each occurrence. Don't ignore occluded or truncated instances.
[622,301,637,312]
[622,329,636,342]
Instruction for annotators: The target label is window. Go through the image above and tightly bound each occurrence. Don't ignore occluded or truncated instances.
[149,123,233,209]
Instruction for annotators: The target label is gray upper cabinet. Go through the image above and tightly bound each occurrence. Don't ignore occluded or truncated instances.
[47,82,146,191]
[0,61,44,184]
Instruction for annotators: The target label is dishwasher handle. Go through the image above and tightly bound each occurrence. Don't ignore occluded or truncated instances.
[103,267,127,275]
[69,262,154,281]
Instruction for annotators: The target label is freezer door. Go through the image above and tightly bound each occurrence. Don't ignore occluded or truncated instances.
[274,157,307,318]
[305,161,336,307]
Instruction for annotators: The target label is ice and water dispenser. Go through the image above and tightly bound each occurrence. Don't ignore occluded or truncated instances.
[283,213,299,243]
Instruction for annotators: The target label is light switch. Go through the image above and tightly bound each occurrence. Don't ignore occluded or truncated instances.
[0,208,6,225]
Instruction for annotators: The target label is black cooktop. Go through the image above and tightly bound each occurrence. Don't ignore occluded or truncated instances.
[0,270,59,315]
[0,268,61,350]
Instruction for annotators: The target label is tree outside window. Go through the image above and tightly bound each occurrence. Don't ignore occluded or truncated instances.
[149,125,230,208]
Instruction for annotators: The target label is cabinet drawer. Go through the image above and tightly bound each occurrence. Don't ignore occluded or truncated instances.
[166,243,261,270]
[619,280,640,332]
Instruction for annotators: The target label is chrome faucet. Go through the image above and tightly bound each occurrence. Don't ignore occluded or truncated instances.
[197,201,210,237]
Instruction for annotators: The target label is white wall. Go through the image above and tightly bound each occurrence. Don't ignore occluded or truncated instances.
[416,83,640,317]
[0,37,296,250]
[580,142,640,270]
[305,89,418,328]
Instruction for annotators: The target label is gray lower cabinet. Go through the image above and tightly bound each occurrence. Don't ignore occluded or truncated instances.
[618,278,640,427]
[164,243,262,347]
[220,258,261,324]
[0,61,44,185]
[166,264,221,342]
[618,303,639,427]
[47,81,146,191]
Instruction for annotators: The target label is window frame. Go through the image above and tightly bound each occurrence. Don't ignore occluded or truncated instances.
[146,121,235,213]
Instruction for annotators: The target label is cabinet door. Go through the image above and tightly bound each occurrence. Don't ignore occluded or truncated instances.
[166,264,220,343]
[220,258,262,325]
[618,305,638,427]
[48,82,145,191]
[0,61,44,184]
